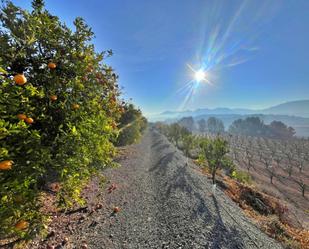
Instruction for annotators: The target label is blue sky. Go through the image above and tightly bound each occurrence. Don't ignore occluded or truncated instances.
[13,0,309,115]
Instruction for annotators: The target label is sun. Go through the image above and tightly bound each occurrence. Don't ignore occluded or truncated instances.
[195,70,206,82]
[186,64,212,85]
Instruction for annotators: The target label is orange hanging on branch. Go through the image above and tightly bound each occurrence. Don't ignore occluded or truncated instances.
[17,114,27,120]
[72,104,80,110]
[25,117,34,124]
[0,160,13,170]
[14,74,27,85]
[48,62,57,69]
[15,220,29,230]
[50,95,58,101]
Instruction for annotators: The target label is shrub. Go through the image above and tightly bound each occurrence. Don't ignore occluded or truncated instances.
[182,134,195,158]
[231,170,252,184]
[199,137,230,184]
[0,0,122,238]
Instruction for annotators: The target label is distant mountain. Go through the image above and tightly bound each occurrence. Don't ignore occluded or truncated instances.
[159,107,253,117]
[152,100,309,120]
[149,100,309,137]
[260,100,309,117]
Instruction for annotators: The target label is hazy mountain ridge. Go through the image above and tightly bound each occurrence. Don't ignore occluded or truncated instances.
[260,100,309,117]
[151,100,309,137]
[157,100,309,118]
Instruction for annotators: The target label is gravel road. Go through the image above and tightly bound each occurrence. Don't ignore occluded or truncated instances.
[74,128,283,249]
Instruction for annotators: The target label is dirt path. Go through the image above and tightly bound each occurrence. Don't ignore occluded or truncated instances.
[69,128,282,249]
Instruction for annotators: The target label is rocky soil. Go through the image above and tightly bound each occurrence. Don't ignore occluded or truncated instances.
[26,128,283,249]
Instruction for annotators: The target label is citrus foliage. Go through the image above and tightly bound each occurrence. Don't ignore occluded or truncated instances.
[0,0,123,238]
[116,103,147,146]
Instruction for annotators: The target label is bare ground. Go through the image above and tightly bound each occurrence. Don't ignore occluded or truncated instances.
[25,129,283,249]
[235,157,309,229]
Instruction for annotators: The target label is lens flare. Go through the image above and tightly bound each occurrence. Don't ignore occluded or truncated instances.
[171,1,279,112]
[172,64,215,111]
[187,64,213,85]
[195,70,206,82]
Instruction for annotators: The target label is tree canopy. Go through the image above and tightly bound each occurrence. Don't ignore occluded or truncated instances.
[0,0,145,238]
[206,117,225,134]
[229,117,295,139]
[178,117,195,132]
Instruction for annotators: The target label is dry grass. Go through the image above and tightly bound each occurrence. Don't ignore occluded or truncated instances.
[223,176,309,249]
[193,161,309,249]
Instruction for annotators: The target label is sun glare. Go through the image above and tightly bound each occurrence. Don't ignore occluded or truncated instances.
[195,70,206,82]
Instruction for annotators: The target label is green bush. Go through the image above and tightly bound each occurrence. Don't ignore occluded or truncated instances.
[0,0,122,238]
[116,103,147,146]
[199,137,230,184]
[116,122,142,146]
[231,170,252,184]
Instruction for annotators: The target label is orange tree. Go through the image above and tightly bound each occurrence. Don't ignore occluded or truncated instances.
[116,103,147,146]
[0,0,123,238]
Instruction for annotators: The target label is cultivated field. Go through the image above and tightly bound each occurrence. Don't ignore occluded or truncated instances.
[214,133,309,229]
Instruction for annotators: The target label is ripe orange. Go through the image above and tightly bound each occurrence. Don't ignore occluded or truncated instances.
[50,95,58,101]
[48,62,57,69]
[113,206,120,213]
[17,114,27,120]
[0,160,13,170]
[72,104,80,110]
[25,117,34,124]
[15,220,28,230]
[14,74,27,85]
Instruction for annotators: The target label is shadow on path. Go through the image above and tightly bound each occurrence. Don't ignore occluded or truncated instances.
[210,196,245,249]
[149,135,246,248]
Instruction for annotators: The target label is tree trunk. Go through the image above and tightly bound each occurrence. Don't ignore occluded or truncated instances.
[212,170,216,185]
